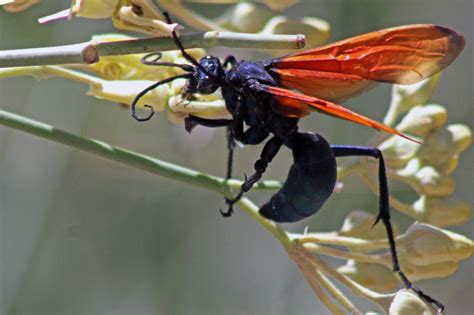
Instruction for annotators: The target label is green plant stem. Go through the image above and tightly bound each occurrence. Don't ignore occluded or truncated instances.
[0,32,305,68]
[0,109,291,244]
[0,109,282,192]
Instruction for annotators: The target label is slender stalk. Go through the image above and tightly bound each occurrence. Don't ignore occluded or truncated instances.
[292,232,390,251]
[300,247,393,311]
[0,109,278,194]
[236,197,291,247]
[0,32,305,68]
[303,243,391,268]
[0,107,291,247]
[313,270,362,315]
[291,248,346,315]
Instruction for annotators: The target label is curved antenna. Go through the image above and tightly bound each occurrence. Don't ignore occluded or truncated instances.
[141,52,194,72]
[131,73,192,122]
[162,12,235,90]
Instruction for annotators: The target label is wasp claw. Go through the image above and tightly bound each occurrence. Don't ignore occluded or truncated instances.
[220,206,233,217]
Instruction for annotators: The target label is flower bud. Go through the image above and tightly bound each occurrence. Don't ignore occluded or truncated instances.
[395,158,421,177]
[87,34,159,80]
[88,79,170,111]
[413,195,471,227]
[395,105,447,137]
[435,154,459,174]
[397,223,474,266]
[401,259,458,280]
[218,3,273,33]
[448,124,472,153]
[71,0,119,19]
[378,136,419,169]
[339,210,397,240]
[415,166,455,197]
[389,289,435,315]
[385,74,441,125]
[337,260,399,292]
[417,128,456,167]
[260,16,330,55]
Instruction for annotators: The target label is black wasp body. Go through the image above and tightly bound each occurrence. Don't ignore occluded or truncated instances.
[129,13,464,312]
[183,56,337,222]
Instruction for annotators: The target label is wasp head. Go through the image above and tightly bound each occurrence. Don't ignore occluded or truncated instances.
[194,56,224,94]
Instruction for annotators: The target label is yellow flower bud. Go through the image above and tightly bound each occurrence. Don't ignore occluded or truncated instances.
[415,166,455,197]
[378,136,419,169]
[385,74,441,124]
[395,158,421,177]
[413,195,471,227]
[400,259,458,280]
[417,127,457,167]
[339,210,397,240]
[337,260,399,292]
[436,154,458,174]
[395,105,447,137]
[260,16,330,55]
[389,289,435,315]
[71,0,119,19]
[218,3,273,33]
[397,223,474,266]
[2,0,39,12]
[88,79,170,111]
[448,124,472,153]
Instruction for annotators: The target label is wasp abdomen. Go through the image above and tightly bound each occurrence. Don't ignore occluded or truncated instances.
[259,132,337,223]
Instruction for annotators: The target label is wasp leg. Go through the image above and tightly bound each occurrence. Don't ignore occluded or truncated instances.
[226,126,235,180]
[331,145,444,313]
[224,136,283,215]
[184,115,232,133]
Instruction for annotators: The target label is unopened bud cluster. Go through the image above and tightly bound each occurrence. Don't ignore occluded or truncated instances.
[373,75,472,227]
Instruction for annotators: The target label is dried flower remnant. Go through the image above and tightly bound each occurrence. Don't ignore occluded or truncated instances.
[38,0,179,37]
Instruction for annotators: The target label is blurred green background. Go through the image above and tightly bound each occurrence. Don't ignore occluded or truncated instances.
[0,1,472,314]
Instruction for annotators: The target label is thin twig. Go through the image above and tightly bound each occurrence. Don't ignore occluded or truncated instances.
[0,108,292,245]
[0,32,305,68]
[0,109,278,194]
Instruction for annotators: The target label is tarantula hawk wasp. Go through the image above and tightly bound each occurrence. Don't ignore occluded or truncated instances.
[131,12,464,312]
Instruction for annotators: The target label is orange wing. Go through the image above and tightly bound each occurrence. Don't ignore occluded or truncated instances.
[263,85,420,143]
[270,24,465,101]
